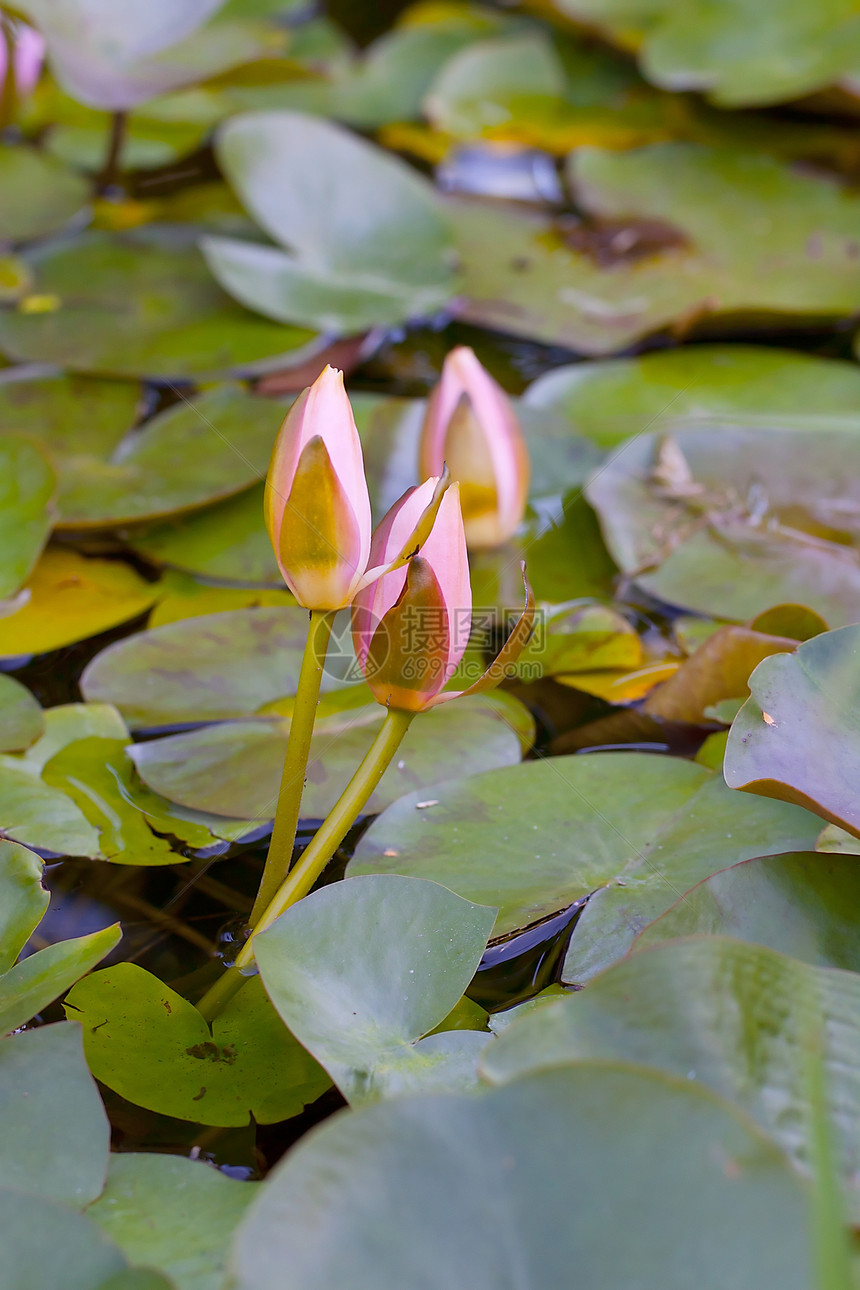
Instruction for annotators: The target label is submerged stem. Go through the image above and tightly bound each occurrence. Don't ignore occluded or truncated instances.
[195,706,415,1023]
[98,110,128,192]
[250,608,335,923]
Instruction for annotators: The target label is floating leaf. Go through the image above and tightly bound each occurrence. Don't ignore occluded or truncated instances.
[15,0,273,111]
[0,1187,127,1290]
[725,624,860,836]
[0,548,160,658]
[88,1154,257,1290]
[11,702,129,775]
[0,759,101,856]
[81,606,345,727]
[540,0,860,106]
[0,675,44,753]
[525,344,860,451]
[130,694,529,821]
[148,572,293,628]
[229,1063,812,1290]
[256,875,495,1102]
[453,145,860,354]
[64,966,329,1126]
[587,426,860,625]
[512,602,641,680]
[0,144,89,243]
[203,111,459,331]
[0,923,121,1035]
[0,1022,109,1205]
[0,229,319,379]
[634,852,860,971]
[0,437,55,600]
[0,839,48,974]
[131,483,280,585]
[483,936,860,1219]
[348,751,820,977]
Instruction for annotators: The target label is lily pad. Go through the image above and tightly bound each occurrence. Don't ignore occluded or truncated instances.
[0,1022,109,1205]
[81,605,346,727]
[452,144,860,354]
[0,144,89,243]
[348,751,821,973]
[58,386,284,527]
[0,548,160,658]
[256,875,495,1102]
[0,674,44,752]
[15,0,274,111]
[0,437,55,600]
[0,229,319,379]
[525,344,860,450]
[634,852,860,970]
[130,483,280,584]
[541,0,860,107]
[88,1154,257,1290]
[586,425,860,625]
[0,759,102,856]
[203,111,459,331]
[0,922,122,1036]
[229,1063,812,1290]
[0,1187,127,1290]
[148,572,294,627]
[130,694,530,821]
[482,936,860,1219]
[0,839,49,974]
[64,966,329,1126]
[725,624,860,835]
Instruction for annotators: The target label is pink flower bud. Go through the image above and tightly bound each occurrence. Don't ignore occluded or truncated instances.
[265,366,372,610]
[0,23,44,103]
[352,480,471,712]
[420,346,529,549]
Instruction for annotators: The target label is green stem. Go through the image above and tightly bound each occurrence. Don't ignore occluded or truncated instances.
[250,608,335,924]
[196,707,415,1023]
[98,110,128,192]
[0,16,17,132]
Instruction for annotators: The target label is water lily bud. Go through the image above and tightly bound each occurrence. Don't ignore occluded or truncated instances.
[353,480,471,712]
[265,366,372,610]
[420,346,529,549]
[0,23,45,103]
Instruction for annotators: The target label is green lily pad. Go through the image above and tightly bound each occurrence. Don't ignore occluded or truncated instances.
[348,752,821,971]
[15,0,274,111]
[525,344,860,450]
[0,759,101,856]
[634,852,860,969]
[58,386,283,527]
[0,923,121,1036]
[0,1022,109,1205]
[88,1154,257,1290]
[0,1187,128,1290]
[64,965,329,1126]
[203,111,459,331]
[586,426,860,625]
[725,624,860,835]
[0,675,44,753]
[0,144,90,244]
[229,1062,812,1290]
[130,483,280,584]
[0,229,319,379]
[130,694,530,821]
[452,143,860,354]
[256,874,495,1103]
[0,437,55,599]
[0,839,48,973]
[10,702,129,775]
[541,0,860,107]
[483,936,860,1219]
[81,606,349,727]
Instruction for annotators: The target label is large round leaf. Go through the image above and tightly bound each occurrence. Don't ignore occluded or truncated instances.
[129,694,529,821]
[0,230,319,379]
[483,936,860,1219]
[0,437,55,600]
[0,1023,109,1205]
[634,852,860,969]
[725,624,860,835]
[452,144,860,354]
[203,111,459,330]
[525,345,860,450]
[131,483,280,584]
[229,1063,812,1290]
[348,751,821,973]
[0,675,43,753]
[0,144,89,243]
[0,840,47,975]
[88,1154,257,1290]
[586,425,860,625]
[0,1188,127,1290]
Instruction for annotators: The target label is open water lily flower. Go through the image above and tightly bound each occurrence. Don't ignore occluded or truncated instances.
[420,345,530,549]
[353,478,535,712]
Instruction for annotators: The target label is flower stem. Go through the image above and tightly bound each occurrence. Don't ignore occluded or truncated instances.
[196,706,415,1023]
[98,110,128,192]
[250,608,335,924]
